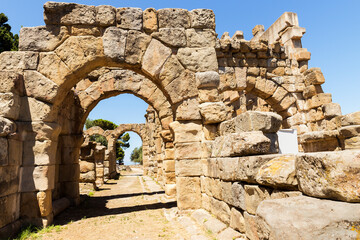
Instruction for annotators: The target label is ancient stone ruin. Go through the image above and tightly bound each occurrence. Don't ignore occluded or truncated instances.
[1,2,360,239]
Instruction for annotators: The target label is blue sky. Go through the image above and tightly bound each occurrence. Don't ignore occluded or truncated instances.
[2,0,360,163]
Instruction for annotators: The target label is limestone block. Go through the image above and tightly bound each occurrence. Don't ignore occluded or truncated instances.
[15,121,61,141]
[202,193,211,211]
[23,71,58,104]
[164,148,174,160]
[266,86,288,106]
[152,28,186,47]
[299,130,340,152]
[55,36,104,72]
[8,139,22,166]
[231,31,244,50]
[0,193,19,229]
[176,98,201,121]
[198,88,220,103]
[143,8,158,33]
[196,71,220,89]
[217,157,240,181]
[237,154,283,184]
[303,84,323,99]
[322,102,341,118]
[256,196,360,240]
[212,132,274,157]
[80,161,95,173]
[44,2,96,25]
[235,67,247,91]
[204,215,227,234]
[235,111,282,133]
[339,125,360,138]
[255,155,297,188]
[177,177,201,209]
[71,25,101,37]
[37,190,52,217]
[142,39,172,77]
[0,166,19,197]
[177,47,218,72]
[244,185,271,215]
[210,196,231,224]
[217,227,242,240]
[102,27,127,61]
[0,51,38,71]
[125,30,151,65]
[158,9,190,29]
[95,5,116,26]
[165,172,176,184]
[273,93,296,112]
[165,70,198,104]
[163,160,175,172]
[0,117,15,137]
[190,9,215,29]
[0,71,23,95]
[60,164,80,182]
[304,67,325,86]
[296,150,360,202]
[80,171,96,182]
[20,165,55,192]
[22,140,57,166]
[199,102,227,124]
[230,207,246,233]
[116,7,142,30]
[175,159,202,177]
[305,93,332,110]
[37,52,71,86]
[19,97,56,122]
[174,142,202,160]
[0,93,20,120]
[344,136,360,149]
[158,55,184,88]
[185,29,216,47]
[19,25,69,52]
[341,111,360,126]
[253,77,277,99]
[219,67,237,91]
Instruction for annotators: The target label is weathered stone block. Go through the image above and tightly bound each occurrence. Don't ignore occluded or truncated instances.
[230,207,246,233]
[190,9,215,29]
[341,111,360,126]
[124,30,151,65]
[196,71,220,89]
[158,55,184,88]
[0,51,38,71]
[143,8,158,33]
[210,196,231,224]
[0,166,19,197]
[296,150,360,202]
[199,102,227,124]
[177,177,201,209]
[0,93,20,120]
[256,196,360,240]
[22,140,57,166]
[165,70,198,104]
[95,5,116,26]
[44,2,96,25]
[236,111,282,133]
[103,27,127,61]
[23,71,58,104]
[0,71,23,95]
[177,47,218,72]
[255,155,297,188]
[37,52,71,86]
[0,193,19,229]
[20,165,55,192]
[174,142,202,160]
[169,121,203,143]
[152,28,186,47]
[175,159,202,177]
[19,97,56,122]
[158,9,190,28]
[185,29,216,47]
[304,67,325,86]
[0,138,8,166]
[142,39,172,78]
[0,117,15,137]
[175,98,201,121]
[217,227,242,240]
[305,93,332,110]
[244,185,271,215]
[8,139,22,166]
[37,190,52,217]
[116,7,142,30]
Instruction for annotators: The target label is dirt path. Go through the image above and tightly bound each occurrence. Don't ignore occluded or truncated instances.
[36,168,197,240]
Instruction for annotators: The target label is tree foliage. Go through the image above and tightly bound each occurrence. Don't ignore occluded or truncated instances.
[0,13,18,52]
[130,146,143,165]
[85,118,117,131]
[116,133,130,165]
[89,134,108,147]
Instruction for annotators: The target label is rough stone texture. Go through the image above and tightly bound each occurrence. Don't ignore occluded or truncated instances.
[204,217,227,234]
[190,9,215,29]
[175,159,202,177]
[20,165,55,192]
[186,29,216,48]
[143,8,158,33]
[19,26,69,52]
[0,193,19,229]
[244,185,271,215]
[199,102,227,124]
[304,68,325,86]
[177,177,201,209]
[342,111,360,126]
[157,9,190,29]
[116,7,143,30]
[23,71,58,103]
[0,51,38,71]
[196,71,220,89]
[95,5,116,26]
[152,28,186,47]
[0,117,15,137]
[44,2,96,25]
[255,155,297,188]
[170,121,203,143]
[0,93,20,120]
[36,190,52,217]
[174,142,202,160]
[296,150,360,202]
[230,207,246,233]
[103,27,127,61]
[142,39,172,77]
[158,55,184,88]
[256,196,360,240]
[217,227,242,240]
[165,70,197,104]
[211,132,274,157]
[176,98,201,121]
[124,30,151,65]
[177,47,218,72]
